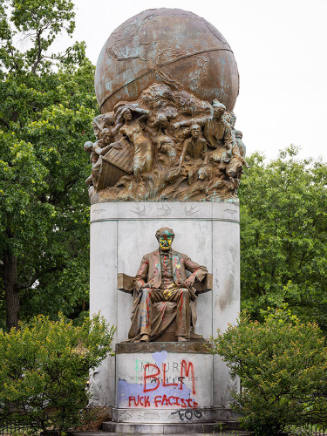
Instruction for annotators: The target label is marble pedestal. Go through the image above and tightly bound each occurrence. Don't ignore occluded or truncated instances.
[89,200,240,420]
[114,342,214,424]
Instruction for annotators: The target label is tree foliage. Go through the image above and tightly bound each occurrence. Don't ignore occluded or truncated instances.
[212,308,327,435]
[239,147,327,331]
[0,0,97,329]
[0,314,115,432]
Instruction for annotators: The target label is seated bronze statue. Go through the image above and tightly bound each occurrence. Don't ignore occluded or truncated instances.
[118,227,211,342]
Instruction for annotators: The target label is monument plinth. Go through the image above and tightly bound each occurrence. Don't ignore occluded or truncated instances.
[89,201,240,431]
[86,7,244,434]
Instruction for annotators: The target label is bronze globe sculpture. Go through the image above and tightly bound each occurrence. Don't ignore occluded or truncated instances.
[95,8,239,114]
[86,8,245,203]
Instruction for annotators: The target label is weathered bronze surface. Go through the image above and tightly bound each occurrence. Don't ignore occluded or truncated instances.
[85,83,246,202]
[119,227,209,343]
[86,8,245,202]
[95,8,239,113]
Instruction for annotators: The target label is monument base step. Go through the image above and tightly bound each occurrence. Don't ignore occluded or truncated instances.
[70,423,251,435]
[70,433,250,436]
[70,432,250,436]
[100,420,248,434]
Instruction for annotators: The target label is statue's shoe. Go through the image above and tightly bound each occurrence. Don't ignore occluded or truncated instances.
[140,334,150,342]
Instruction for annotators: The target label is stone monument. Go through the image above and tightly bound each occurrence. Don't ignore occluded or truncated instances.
[88,8,243,434]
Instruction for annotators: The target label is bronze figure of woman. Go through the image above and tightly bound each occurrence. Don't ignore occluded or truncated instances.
[114,105,153,177]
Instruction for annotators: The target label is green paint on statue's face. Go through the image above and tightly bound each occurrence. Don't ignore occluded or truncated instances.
[158,232,173,251]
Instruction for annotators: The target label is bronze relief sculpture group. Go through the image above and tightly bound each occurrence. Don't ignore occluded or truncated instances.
[84,82,246,203]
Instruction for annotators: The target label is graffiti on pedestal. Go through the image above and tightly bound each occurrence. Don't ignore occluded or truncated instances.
[171,408,203,421]
[117,351,200,409]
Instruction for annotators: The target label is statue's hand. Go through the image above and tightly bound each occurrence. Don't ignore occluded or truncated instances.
[184,275,195,288]
[163,284,176,300]
[135,279,145,292]
[140,283,151,292]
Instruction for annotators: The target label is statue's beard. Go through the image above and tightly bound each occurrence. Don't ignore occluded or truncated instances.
[159,245,171,251]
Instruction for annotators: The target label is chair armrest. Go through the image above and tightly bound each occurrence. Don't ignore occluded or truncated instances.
[194,273,213,294]
[117,272,213,295]
[117,273,135,294]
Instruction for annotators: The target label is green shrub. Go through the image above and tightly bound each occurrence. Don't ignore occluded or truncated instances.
[0,314,115,433]
[212,308,327,435]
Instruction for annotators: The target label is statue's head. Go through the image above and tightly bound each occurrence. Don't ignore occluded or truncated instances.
[122,108,132,121]
[84,141,94,152]
[226,111,237,128]
[155,227,175,251]
[191,123,200,138]
[101,128,112,142]
[181,126,191,138]
[103,112,114,127]
[212,99,226,120]
[156,113,169,128]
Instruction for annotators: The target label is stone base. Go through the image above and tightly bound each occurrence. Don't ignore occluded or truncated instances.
[112,406,238,424]
[115,342,213,415]
[112,342,240,433]
[70,427,251,436]
[102,421,246,434]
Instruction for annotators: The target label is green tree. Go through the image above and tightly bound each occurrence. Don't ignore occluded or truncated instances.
[0,0,97,329]
[212,308,327,435]
[0,314,115,433]
[239,147,327,331]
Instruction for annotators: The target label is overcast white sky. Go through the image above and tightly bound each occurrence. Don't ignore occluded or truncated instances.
[64,0,327,161]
